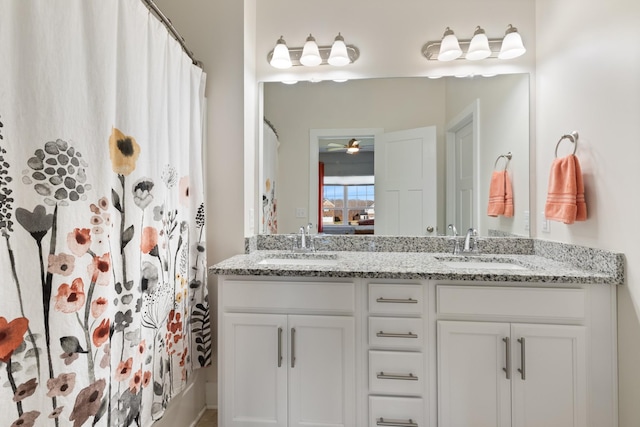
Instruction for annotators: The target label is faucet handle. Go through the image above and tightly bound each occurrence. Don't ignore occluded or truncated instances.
[451,237,460,255]
[448,223,458,237]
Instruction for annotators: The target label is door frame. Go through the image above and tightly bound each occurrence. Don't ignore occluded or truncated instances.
[445,100,480,233]
[309,128,383,233]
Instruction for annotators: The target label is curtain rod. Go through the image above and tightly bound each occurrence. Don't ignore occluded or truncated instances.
[140,0,202,68]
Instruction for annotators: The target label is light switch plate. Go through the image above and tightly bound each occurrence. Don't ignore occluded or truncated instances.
[523,210,530,231]
[541,212,551,233]
[295,207,306,218]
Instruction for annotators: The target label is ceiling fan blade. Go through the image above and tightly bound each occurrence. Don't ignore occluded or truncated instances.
[327,147,345,151]
[327,142,346,147]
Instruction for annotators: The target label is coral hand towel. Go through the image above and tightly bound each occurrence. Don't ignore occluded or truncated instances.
[544,154,587,224]
[487,170,513,217]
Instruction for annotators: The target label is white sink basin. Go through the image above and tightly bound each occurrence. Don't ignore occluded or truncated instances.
[440,261,526,270]
[258,258,339,267]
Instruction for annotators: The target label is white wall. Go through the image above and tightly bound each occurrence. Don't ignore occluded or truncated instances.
[535,0,640,425]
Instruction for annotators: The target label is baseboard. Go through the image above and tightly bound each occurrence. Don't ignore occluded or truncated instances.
[206,381,218,409]
[189,406,208,427]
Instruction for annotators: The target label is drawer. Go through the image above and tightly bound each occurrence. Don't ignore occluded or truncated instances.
[436,286,586,320]
[369,396,424,427]
[369,351,424,396]
[222,279,355,312]
[369,317,424,350]
[369,284,424,315]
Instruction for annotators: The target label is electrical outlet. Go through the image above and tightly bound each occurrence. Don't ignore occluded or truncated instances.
[295,207,306,218]
[523,210,530,231]
[541,212,551,233]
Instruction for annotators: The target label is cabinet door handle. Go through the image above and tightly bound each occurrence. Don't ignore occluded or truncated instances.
[376,417,418,427]
[376,297,418,304]
[517,337,526,380]
[277,327,283,368]
[377,372,418,381]
[291,327,296,368]
[503,337,511,379]
[377,331,418,339]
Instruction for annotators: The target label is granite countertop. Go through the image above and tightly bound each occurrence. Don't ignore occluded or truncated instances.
[208,250,622,284]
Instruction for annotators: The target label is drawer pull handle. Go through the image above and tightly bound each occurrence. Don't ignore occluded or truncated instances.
[377,417,418,427]
[377,331,418,339]
[376,297,418,304]
[377,372,418,381]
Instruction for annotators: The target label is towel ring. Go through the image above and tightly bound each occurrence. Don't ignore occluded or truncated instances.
[494,152,512,170]
[554,131,579,157]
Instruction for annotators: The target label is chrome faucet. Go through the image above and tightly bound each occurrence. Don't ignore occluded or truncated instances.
[448,224,460,255]
[463,228,479,253]
[295,223,315,252]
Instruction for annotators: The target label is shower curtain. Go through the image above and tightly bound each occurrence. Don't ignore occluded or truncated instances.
[0,1,212,426]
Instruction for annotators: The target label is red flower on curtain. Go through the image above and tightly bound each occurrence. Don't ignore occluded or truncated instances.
[114,357,133,381]
[91,297,108,318]
[0,317,29,362]
[92,318,110,347]
[88,253,111,286]
[140,226,158,254]
[67,228,92,257]
[54,278,85,313]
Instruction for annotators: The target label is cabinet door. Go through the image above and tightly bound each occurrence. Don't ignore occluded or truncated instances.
[511,324,586,427]
[223,313,288,427]
[438,320,512,427]
[288,315,356,427]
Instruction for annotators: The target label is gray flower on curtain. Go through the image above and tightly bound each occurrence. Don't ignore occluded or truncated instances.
[21,139,90,207]
[0,140,15,234]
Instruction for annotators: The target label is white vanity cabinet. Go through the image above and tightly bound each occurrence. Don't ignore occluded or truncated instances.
[219,278,357,427]
[438,321,586,427]
[435,284,614,427]
[217,274,618,427]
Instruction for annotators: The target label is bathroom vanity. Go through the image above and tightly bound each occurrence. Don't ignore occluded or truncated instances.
[210,237,623,427]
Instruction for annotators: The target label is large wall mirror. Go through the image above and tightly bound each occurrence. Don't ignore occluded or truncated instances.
[261,73,530,237]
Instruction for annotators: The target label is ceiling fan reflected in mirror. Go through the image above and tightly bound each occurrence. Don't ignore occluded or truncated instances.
[325,137,374,154]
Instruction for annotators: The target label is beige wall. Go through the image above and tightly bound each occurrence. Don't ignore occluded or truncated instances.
[535,0,640,424]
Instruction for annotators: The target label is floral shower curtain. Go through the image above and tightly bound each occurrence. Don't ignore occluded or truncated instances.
[0,1,211,426]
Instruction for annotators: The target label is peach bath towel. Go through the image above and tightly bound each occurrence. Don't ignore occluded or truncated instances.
[544,154,587,224]
[487,170,514,217]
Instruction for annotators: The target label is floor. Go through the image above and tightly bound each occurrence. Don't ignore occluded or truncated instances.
[196,409,218,427]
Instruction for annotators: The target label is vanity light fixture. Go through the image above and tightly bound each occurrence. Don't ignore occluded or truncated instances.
[267,33,359,68]
[422,24,526,61]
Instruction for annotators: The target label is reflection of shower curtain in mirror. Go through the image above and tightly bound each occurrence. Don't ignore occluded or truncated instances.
[262,120,278,234]
[0,1,212,426]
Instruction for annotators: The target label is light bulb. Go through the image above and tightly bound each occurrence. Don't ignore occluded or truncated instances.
[466,26,491,60]
[438,27,462,61]
[300,34,322,67]
[269,36,292,69]
[328,33,350,66]
[498,25,526,59]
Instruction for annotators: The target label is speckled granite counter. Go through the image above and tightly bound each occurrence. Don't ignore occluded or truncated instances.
[209,245,624,285]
